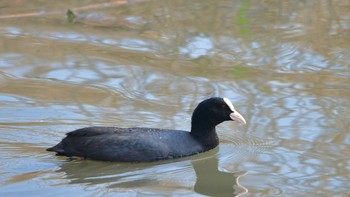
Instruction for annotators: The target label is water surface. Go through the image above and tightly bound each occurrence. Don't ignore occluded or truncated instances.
[1,0,350,196]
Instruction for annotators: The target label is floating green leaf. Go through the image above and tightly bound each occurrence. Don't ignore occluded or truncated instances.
[66,9,76,23]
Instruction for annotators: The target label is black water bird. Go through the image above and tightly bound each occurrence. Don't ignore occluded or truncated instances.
[47,97,246,162]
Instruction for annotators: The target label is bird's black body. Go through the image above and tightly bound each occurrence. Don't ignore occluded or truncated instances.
[47,97,246,162]
[48,127,205,162]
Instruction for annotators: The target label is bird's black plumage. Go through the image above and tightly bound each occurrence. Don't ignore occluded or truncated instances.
[47,97,246,162]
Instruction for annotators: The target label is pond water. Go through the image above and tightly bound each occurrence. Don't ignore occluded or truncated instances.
[1,0,350,196]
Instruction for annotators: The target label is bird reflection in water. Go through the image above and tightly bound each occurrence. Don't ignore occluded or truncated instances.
[53,154,248,196]
[193,156,248,197]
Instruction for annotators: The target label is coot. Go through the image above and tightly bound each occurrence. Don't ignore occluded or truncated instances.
[47,97,246,162]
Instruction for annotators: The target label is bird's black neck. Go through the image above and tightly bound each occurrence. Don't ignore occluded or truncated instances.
[190,120,219,149]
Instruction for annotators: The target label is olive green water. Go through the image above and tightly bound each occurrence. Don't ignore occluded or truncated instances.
[1,0,350,196]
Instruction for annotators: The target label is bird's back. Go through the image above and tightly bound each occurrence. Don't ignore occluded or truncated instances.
[47,126,205,162]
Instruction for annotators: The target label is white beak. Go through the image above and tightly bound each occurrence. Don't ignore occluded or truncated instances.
[229,111,246,125]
